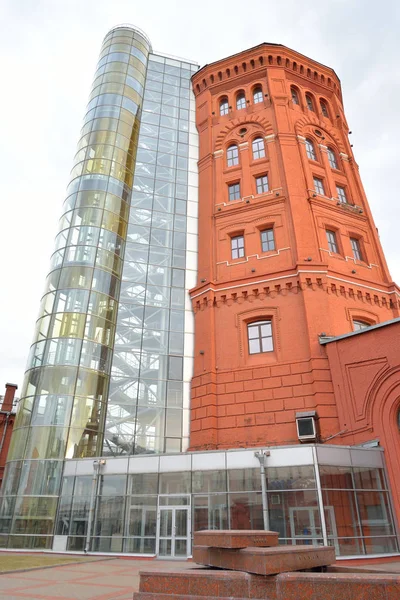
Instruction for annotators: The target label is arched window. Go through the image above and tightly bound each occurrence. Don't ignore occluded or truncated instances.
[327,148,338,169]
[320,99,329,118]
[252,137,265,160]
[306,94,314,111]
[220,97,229,116]
[253,87,263,104]
[305,138,317,161]
[291,87,300,105]
[227,144,239,167]
[353,320,371,332]
[236,92,246,110]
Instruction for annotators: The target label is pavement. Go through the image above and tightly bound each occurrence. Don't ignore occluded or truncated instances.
[0,556,192,600]
[0,554,400,599]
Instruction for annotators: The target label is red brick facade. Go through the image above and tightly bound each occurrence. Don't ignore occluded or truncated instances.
[0,384,18,490]
[189,44,400,451]
[322,320,400,526]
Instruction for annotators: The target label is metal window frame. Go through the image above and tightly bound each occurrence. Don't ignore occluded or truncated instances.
[326,229,338,253]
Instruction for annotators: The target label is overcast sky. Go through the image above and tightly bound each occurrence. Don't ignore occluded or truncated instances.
[0,0,399,391]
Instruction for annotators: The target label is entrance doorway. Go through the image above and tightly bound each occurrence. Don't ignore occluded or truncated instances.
[156,499,191,558]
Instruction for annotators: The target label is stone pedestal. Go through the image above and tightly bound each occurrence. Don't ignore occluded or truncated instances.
[132,530,400,599]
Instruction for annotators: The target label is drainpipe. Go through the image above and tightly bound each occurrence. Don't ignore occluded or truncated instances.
[84,459,106,553]
[255,450,270,530]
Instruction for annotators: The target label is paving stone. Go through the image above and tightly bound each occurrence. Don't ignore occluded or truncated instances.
[193,530,279,549]
[193,544,335,575]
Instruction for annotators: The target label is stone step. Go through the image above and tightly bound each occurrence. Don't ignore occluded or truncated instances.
[193,530,279,549]
[193,544,335,576]
[133,569,400,600]
[136,569,276,599]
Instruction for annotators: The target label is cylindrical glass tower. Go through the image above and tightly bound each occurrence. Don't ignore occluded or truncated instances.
[1,26,152,549]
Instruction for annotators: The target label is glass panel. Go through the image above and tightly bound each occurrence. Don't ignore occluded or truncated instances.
[353,468,386,490]
[266,490,319,541]
[322,489,360,538]
[130,473,158,495]
[24,427,68,460]
[158,538,171,556]
[174,538,187,556]
[12,497,58,535]
[228,469,261,492]
[229,492,264,530]
[192,471,227,493]
[175,509,187,537]
[193,494,228,532]
[160,509,172,537]
[266,466,316,490]
[95,495,125,537]
[356,491,394,536]
[17,460,63,496]
[319,465,353,489]
[159,472,191,494]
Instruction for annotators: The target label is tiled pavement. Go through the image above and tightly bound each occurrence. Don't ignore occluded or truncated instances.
[0,557,193,600]
[1,555,400,599]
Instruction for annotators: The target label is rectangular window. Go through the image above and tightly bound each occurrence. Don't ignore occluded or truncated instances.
[326,229,338,253]
[314,177,325,195]
[231,235,245,260]
[228,183,241,201]
[248,320,273,354]
[256,175,269,194]
[337,186,347,204]
[261,228,275,252]
[350,237,362,261]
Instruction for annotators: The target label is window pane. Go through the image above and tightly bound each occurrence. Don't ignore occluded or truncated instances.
[227,145,239,167]
[350,238,362,260]
[261,337,273,352]
[313,177,325,195]
[249,339,260,354]
[253,88,263,104]
[306,95,314,111]
[328,149,337,169]
[326,230,338,253]
[256,175,269,194]
[337,186,347,203]
[247,320,273,355]
[228,183,241,201]
[219,99,229,116]
[306,139,316,161]
[252,138,265,160]
[236,94,246,110]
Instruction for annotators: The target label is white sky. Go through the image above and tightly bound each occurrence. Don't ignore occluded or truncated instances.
[0,0,399,391]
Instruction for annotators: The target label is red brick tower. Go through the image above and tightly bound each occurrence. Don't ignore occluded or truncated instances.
[189,44,400,450]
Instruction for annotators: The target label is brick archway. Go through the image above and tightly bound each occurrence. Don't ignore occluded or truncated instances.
[369,368,400,528]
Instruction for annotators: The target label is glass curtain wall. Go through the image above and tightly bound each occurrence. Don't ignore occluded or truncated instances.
[53,460,399,556]
[103,54,198,456]
[0,26,151,549]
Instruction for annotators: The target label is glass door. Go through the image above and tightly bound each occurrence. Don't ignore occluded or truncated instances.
[157,506,190,558]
